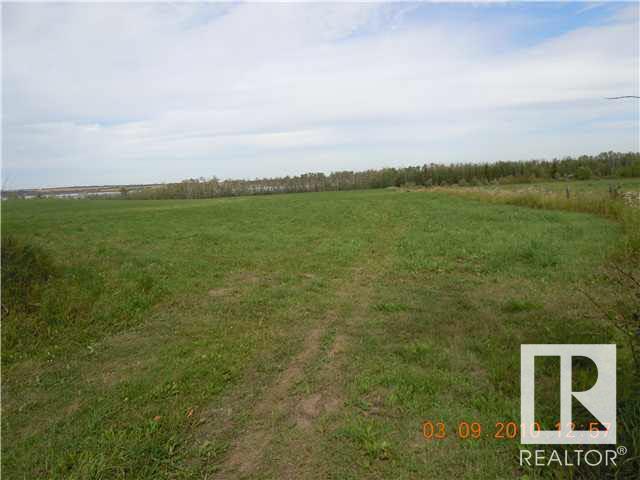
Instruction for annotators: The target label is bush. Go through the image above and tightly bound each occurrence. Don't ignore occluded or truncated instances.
[576,166,593,180]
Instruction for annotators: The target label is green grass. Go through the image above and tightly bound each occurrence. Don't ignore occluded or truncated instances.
[2,189,637,479]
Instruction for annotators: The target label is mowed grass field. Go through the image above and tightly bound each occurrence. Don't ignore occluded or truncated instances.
[1,189,636,479]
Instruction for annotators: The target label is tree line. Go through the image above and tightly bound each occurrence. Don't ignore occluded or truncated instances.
[125,151,640,200]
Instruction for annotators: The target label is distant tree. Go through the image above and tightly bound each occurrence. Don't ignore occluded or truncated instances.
[124,151,639,200]
[576,166,593,180]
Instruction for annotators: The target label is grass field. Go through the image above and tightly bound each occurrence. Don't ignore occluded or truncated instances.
[2,188,638,479]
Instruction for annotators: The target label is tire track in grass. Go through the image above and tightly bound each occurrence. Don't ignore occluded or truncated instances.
[257,265,391,478]
[214,208,404,478]
[216,322,330,477]
[213,267,380,479]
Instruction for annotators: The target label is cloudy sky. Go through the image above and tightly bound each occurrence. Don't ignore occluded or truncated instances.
[2,2,639,189]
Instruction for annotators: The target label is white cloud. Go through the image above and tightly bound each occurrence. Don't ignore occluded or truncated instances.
[2,2,638,188]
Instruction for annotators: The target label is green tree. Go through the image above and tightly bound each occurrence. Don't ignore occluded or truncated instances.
[576,166,593,180]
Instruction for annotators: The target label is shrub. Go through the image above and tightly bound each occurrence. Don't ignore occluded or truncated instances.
[576,166,593,180]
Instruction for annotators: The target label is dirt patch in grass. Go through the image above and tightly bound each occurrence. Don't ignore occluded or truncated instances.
[294,332,349,431]
[327,333,347,359]
[224,430,270,476]
[257,326,325,414]
[208,287,233,298]
[230,271,262,286]
[296,393,323,428]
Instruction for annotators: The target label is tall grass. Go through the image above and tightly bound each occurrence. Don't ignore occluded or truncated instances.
[435,185,640,336]
[434,185,640,249]
[437,185,640,479]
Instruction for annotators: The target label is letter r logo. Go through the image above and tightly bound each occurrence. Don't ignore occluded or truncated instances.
[520,344,616,444]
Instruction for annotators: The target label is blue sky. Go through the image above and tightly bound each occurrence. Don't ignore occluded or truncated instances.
[2,2,639,189]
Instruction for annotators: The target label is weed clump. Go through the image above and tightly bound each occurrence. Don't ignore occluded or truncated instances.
[501,299,541,313]
[1,235,57,313]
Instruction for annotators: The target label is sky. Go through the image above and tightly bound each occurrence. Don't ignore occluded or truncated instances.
[2,1,639,189]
